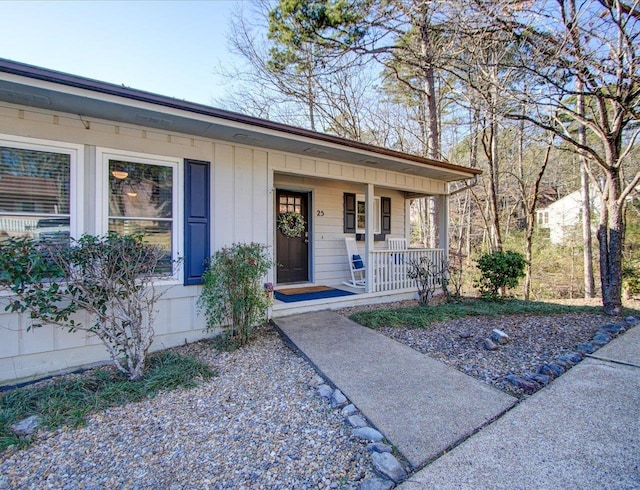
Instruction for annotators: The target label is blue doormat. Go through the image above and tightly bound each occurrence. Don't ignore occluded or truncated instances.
[274,287,355,303]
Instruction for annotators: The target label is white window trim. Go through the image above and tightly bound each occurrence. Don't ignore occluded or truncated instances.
[95,147,183,284]
[356,195,381,234]
[0,133,83,239]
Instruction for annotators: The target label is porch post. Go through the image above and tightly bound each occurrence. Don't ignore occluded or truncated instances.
[405,198,412,244]
[438,193,449,262]
[365,183,375,293]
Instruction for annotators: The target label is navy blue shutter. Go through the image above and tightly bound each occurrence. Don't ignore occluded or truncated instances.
[184,159,210,285]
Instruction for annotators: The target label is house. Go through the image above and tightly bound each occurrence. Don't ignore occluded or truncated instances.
[0,59,480,385]
[536,189,599,245]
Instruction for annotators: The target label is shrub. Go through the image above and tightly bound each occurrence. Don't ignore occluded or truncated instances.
[0,233,168,380]
[197,243,273,347]
[474,250,526,300]
[407,256,447,306]
[444,253,465,303]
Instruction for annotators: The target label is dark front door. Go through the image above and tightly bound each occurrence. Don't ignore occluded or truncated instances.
[276,190,309,283]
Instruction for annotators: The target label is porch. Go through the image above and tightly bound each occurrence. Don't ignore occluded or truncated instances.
[271,247,445,317]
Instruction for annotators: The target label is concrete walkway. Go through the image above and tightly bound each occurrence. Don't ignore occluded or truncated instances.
[398,324,640,489]
[274,310,516,469]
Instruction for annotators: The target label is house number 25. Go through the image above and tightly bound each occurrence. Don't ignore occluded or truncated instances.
[316,209,325,216]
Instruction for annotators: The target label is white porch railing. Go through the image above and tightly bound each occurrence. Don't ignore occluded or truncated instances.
[369,248,445,293]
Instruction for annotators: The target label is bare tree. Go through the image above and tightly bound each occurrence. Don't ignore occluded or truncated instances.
[485,0,640,314]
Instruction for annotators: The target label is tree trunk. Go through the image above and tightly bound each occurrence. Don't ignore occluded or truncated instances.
[598,176,624,315]
[581,161,595,297]
[485,119,502,252]
[576,82,595,298]
[419,12,441,249]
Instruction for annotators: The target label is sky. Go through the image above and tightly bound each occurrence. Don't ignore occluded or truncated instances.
[1,1,246,106]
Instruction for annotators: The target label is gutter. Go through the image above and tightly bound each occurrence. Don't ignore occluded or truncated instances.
[0,58,481,179]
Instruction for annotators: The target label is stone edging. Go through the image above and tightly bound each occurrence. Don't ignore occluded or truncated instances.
[310,377,408,490]
[504,316,639,393]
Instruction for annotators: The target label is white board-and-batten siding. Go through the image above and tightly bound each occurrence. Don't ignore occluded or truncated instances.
[0,101,445,384]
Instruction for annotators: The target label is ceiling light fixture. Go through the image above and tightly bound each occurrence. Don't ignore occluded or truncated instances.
[111,170,129,179]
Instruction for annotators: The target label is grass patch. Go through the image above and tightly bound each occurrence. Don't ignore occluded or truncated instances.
[0,350,215,452]
[349,298,635,329]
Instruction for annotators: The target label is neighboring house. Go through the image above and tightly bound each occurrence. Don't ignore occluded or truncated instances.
[0,59,480,385]
[537,189,599,245]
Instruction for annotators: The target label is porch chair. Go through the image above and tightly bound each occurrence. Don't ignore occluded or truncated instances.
[388,238,407,264]
[387,238,407,250]
[343,236,366,288]
[387,238,408,286]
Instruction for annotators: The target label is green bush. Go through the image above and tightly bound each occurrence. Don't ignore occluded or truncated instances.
[198,243,273,347]
[474,250,526,300]
[0,233,168,380]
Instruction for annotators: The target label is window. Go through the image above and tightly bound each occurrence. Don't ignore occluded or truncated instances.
[98,149,180,277]
[343,193,391,237]
[356,195,381,234]
[279,194,302,213]
[0,136,81,245]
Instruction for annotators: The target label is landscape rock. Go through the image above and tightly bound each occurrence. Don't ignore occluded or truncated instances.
[341,404,358,417]
[504,375,538,393]
[592,332,611,346]
[483,338,499,351]
[317,384,333,399]
[555,355,576,367]
[490,329,510,345]
[348,414,368,428]
[625,316,638,325]
[529,374,551,386]
[577,342,596,354]
[331,389,348,408]
[9,415,41,436]
[552,359,571,369]
[458,331,472,339]
[366,443,393,454]
[353,427,384,442]
[537,364,557,378]
[309,375,324,387]
[371,452,407,483]
[599,323,625,335]
[558,352,583,365]
[358,477,395,490]
[548,363,566,377]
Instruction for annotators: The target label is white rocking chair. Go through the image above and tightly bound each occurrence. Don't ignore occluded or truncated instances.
[343,236,366,288]
[387,238,407,251]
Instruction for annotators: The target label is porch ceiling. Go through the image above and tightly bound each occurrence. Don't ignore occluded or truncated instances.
[0,59,481,183]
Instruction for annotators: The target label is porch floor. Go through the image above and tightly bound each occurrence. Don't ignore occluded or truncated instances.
[271,284,414,317]
[273,310,516,469]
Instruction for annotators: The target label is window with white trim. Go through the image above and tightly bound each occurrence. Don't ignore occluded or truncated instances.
[0,136,81,245]
[98,149,180,277]
[356,195,381,234]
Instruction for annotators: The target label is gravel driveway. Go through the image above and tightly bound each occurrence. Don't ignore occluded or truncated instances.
[0,326,374,489]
